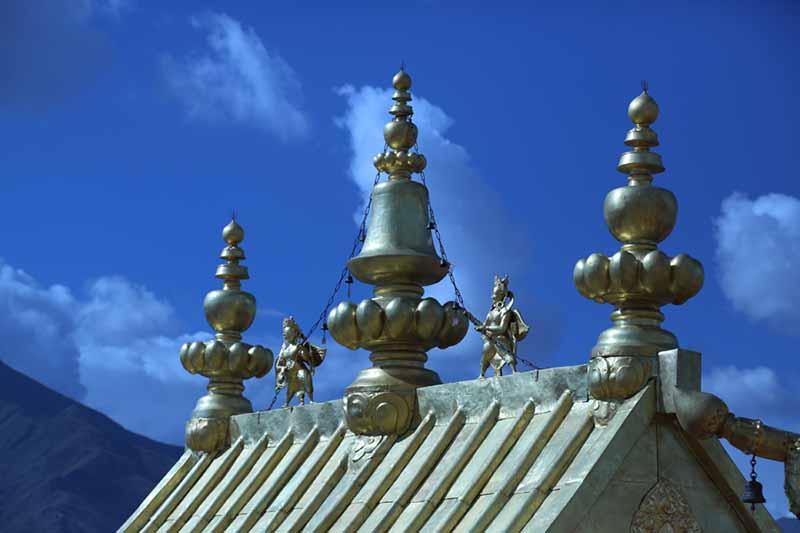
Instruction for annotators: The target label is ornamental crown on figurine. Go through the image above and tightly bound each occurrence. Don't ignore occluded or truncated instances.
[275,315,326,407]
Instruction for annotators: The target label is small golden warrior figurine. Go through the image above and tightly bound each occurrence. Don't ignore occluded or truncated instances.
[275,317,326,407]
[469,275,530,377]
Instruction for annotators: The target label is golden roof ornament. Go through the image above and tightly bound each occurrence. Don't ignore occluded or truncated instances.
[573,84,704,402]
[180,219,274,452]
[327,68,468,436]
[275,315,326,407]
[468,275,530,378]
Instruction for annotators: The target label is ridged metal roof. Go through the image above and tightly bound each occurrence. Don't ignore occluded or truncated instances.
[121,364,745,532]
[121,366,624,532]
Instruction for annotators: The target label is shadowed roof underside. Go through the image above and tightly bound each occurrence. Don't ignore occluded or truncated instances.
[119,365,664,533]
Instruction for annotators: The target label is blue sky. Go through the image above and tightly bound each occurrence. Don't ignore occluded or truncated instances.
[1,0,798,518]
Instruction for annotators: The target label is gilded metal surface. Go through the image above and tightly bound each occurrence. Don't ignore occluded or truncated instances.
[180,220,274,452]
[630,478,702,532]
[574,88,704,401]
[118,451,197,533]
[788,439,800,518]
[464,275,530,377]
[674,387,800,518]
[275,316,326,407]
[328,69,467,436]
[590,399,620,427]
[673,421,769,533]
[123,365,779,532]
[164,437,245,531]
[588,354,653,401]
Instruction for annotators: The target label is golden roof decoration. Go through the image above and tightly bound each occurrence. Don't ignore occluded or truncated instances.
[120,75,789,533]
[327,69,468,437]
[179,219,274,453]
[573,84,704,402]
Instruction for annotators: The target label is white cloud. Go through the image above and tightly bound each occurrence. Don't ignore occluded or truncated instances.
[334,82,556,384]
[77,276,175,346]
[714,192,800,332]
[713,193,800,516]
[0,262,85,400]
[0,259,287,445]
[705,365,800,518]
[163,12,309,140]
[705,365,800,420]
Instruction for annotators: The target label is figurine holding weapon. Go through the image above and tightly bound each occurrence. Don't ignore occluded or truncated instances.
[464,275,530,378]
[275,316,326,406]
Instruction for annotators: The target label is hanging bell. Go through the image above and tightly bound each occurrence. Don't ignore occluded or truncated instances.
[742,453,766,510]
[345,272,353,298]
[742,479,766,508]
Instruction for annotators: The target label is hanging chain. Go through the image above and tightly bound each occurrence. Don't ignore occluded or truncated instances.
[518,356,541,370]
[749,454,759,511]
[267,389,280,410]
[418,168,466,310]
[303,169,383,342]
[416,144,540,371]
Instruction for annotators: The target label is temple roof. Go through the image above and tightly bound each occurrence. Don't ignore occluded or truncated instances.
[118,72,787,532]
[118,363,779,532]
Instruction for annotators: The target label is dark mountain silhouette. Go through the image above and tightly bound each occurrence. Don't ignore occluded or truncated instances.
[0,360,182,533]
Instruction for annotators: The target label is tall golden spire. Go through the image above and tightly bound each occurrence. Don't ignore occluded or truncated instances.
[180,219,274,452]
[573,86,704,402]
[327,69,468,436]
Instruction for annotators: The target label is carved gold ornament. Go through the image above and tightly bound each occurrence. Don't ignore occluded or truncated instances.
[631,479,702,533]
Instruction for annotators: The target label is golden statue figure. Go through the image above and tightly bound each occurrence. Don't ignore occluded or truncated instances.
[275,317,326,407]
[469,275,530,378]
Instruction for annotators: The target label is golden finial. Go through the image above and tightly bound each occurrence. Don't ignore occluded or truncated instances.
[573,86,704,402]
[215,219,248,293]
[628,82,659,126]
[373,68,427,178]
[327,69,467,436]
[618,81,664,187]
[180,218,274,452]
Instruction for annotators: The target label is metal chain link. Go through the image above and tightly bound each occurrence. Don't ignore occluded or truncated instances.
[416,144,539,370]
[302,141,540,371]
[270,165,384,411]
[267,389,280,410]
[518,356,541,370]
[303,170,383,342]
[748,453,759,511]
[419,169,466,310]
